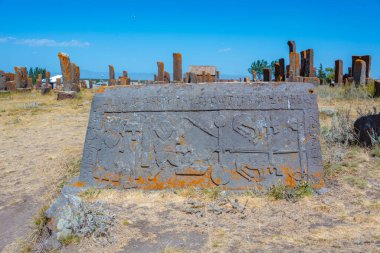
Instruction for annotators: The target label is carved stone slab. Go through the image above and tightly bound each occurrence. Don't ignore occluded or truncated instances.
[79,83,324,191]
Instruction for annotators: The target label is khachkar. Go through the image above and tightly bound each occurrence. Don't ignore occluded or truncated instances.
[352,55,371,80]
[57,52,79,99]
[14,66,29,90]
[335,60,343,85]
[78,82,324,191]
[156,61,164,82]
[173,53,182,82]
[109,65,116,86]
[300,49,314,77]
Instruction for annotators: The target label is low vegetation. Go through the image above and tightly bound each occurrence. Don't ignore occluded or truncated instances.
[269,181,314,201]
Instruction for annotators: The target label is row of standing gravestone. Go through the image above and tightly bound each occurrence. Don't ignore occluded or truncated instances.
[334,56,372,86]
[0,67,53,94]
[108,65,131,86]
[154,53,221,84]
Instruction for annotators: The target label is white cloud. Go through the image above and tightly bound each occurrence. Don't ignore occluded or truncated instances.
[0,36,90,47]
[0,37,16,43]
[218,48,231,53]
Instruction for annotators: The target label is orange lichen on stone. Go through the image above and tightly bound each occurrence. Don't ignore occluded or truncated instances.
[70,181,87,188]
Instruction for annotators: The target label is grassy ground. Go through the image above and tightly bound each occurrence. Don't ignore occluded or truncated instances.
[1,86,380,252]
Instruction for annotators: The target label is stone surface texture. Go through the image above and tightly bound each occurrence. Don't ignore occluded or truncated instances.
[79,82,324,191]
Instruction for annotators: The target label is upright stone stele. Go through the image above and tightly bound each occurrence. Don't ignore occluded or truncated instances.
[109,65,115,86]
[335,60,343,85]
[274,63,281,81]
[14,67,28,89]
[352,55,371,79]
[36,74,42,89]
[263,68,271,81]
[0,70,6,90]
[215,71,220,82]
[279,58,285,81]
[300,49,314,77]
[157,62,164,82]
[353,59,366,86]
[374,80,380,97]
[77,83,324,191]
[289,52,300,78]
[173,53,182,82]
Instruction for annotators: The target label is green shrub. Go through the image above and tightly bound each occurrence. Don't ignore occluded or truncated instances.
[269,181,313,201]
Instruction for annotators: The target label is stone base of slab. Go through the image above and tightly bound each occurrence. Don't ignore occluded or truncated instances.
[16,88,32,93]
[41,87,52,95]
[57,91,77,100]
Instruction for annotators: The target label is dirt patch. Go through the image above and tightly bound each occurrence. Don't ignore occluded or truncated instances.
[0,91,92,251]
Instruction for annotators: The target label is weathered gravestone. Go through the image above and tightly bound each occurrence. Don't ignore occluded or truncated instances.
[173,53,182,83]
[263,68,272,81]
[353,59,366,85]
[57,52,79,99]
[14,66,28,89]
[300,49,314,77]
[0,70,6,90]
[335,60,343,85]
[78,83,324,190]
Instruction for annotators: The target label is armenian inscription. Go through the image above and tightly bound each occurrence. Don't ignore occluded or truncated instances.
[79,83,323,190]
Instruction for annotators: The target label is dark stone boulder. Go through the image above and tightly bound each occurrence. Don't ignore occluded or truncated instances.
[354,114,380,146]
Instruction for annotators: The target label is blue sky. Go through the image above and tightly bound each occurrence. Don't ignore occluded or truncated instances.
[0,0,379,78]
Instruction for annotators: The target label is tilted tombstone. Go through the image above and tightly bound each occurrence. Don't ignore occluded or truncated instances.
[58,52,74,91]
[335,60,343,85]
[173,53,182,82]
[77,83,324,190]
[353,59,366,86]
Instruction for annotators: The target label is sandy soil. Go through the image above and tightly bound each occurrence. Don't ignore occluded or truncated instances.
[0,88,380,252]
[0,92,91,251]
